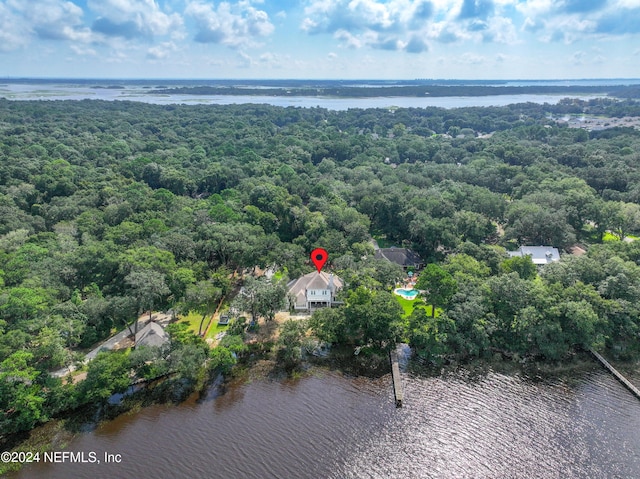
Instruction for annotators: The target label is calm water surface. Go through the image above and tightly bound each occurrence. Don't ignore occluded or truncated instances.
[9,361,640,479]
[0,83,608,110]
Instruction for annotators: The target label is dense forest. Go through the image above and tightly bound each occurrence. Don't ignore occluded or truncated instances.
[2,97,640,440]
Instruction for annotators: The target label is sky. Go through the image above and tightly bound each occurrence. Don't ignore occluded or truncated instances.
[1,0,640,79]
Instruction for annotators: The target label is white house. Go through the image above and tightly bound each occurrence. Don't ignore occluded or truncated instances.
[508,246,561,265]
[287,271,343,311]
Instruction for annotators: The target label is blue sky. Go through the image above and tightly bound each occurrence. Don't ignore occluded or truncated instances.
[1,0,639,79]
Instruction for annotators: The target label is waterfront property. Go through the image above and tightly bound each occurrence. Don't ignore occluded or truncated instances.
[135,322,169,348]
[508,246,560,265]
[287,271,343,311]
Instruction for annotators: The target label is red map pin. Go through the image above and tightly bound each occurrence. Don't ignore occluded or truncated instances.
[310,248,328,272]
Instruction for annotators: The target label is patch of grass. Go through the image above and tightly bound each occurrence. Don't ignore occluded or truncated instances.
[178,311,204,333]
[372,234,397,249]
[395,295,415,316]
[603,231,620,242]
[394,295,437,318]
[273,267,287,281]
[205,322,229,340]
[178,310,230,339]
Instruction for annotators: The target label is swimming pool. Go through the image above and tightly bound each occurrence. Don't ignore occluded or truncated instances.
[393,288,420,300]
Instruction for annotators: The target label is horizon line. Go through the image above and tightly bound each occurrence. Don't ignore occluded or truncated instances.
[1,76,640,82]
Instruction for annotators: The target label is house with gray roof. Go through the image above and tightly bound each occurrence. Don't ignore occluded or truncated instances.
[375,248,423,270]
[287,271,343,311]
[508,246,561,265]
[135,321,169,348]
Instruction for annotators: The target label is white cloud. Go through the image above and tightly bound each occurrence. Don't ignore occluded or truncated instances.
[7,0,87,40]
[0,2,29,51]
[302,0,406,34]
[88,0,182,38]
[0,0,96,50]
[483,16,518,43]
[516,0,554,18]
[147,41,178,59]
[334,29,368,49]
[70,44,97,56]
[517,0,640,43]
[185,1,274,48]
[301,0,528,52]
[258,51,290,68]
[458,52,486,64]
[237,50,253,68]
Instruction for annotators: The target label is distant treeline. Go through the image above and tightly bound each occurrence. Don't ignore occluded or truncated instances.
[148,84,640,98]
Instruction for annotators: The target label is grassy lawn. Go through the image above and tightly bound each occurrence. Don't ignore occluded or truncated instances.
[372,234,397,249]
[178,310,205,333]
[272,267,288,282]
[601,232,638,242]
[394,295,437,318]
[205,322,229,341]
[178,310,229,339]
[603,231,619,242]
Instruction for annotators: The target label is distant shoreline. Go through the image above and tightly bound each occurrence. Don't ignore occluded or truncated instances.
[145,84,640,99]
[1,77,640,87]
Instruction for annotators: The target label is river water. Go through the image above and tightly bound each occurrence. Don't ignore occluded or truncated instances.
[9,360,640,479]
[0,83,608,110]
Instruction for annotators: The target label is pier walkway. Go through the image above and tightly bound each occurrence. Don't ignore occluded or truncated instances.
[589,347,640,400]
[390,346,404,408]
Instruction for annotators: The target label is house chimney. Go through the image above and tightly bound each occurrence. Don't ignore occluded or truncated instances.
[328,273,335,293]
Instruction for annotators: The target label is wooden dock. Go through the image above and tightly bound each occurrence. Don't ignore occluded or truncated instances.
[589,347,640,400]
[390,348,404,408]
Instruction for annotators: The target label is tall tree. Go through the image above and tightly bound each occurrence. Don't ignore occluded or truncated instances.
[415,264,458,317]
[183,281,222,336]
[231,276,287,322]
[124,269,170,334]
[0,351,45,434]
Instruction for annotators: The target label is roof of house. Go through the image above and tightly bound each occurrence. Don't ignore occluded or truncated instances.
[375,248,423,267]
[287,271,343,296]
[508,246,561,264]
[135,321,170,348]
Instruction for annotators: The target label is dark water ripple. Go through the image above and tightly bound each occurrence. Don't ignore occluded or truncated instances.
[9,363,640,479]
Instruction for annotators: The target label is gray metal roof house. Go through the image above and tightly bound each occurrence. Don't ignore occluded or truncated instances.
[135,322,170,348]
[375,248,423,269]
[508,246,561,265]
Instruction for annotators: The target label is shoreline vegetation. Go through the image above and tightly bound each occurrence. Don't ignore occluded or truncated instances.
[2,96,640,467]
[146,84,640,99]
[0,338,628,476]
